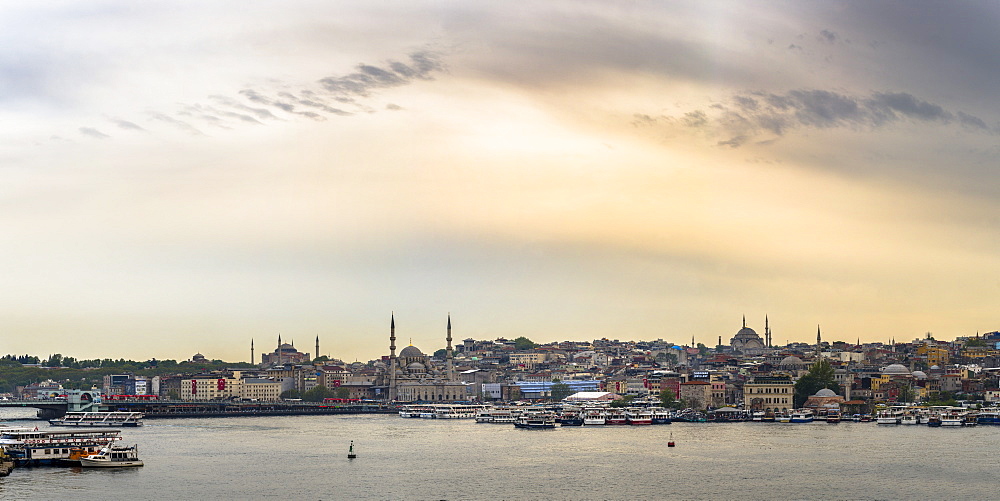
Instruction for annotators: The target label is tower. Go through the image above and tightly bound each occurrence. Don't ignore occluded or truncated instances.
[251,339,255,365]
[446,314,454,381]
[816,325,822,357]
[389,313,397,400]
[765,316,771,347]
[315,335,320,362]
[277,334,282,365]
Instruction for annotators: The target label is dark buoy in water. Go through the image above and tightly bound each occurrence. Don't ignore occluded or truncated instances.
[667,432,675,448]
[348,440,357,459]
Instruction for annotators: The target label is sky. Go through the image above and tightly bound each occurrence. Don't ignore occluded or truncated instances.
[1,1,998,363]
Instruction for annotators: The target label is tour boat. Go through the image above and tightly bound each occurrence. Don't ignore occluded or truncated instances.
[927,414,942,427]
[582,409,606,425]
[651,408,672,425]
[875,411,900,425]
[789,410,814,423]
[940,413,963,427]
[625,408,653,425]
[751,411,764,422]
[900,414,919,425]
[605,410,628,425]
[977,409,1000,425]
[558,409,584,426]
[825,410,841,423]
[79,444,143,468]
[514,412,556,429]
[50,411,144,427]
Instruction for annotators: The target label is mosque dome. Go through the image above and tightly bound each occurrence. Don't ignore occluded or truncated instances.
[911,370,927,380]
[400,346,424,358]
[372,361,386,369]
[883,364,911,375]
[814,388,837,397]
[407,362,426,372]
[779,356,804,366]
[930,365,941,370]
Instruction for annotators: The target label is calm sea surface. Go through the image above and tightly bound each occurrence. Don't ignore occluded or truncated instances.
[0,406,996,500]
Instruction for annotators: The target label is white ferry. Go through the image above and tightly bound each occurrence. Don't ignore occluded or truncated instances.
[0,429,122,465]
[789,410,814,423]
[583,409,606,425]
[50,411,144,427]
[475,407,522,424]
[876,410,901,425]
[625,408,653,425]
[513,412,556,429]
[433,404,485,419]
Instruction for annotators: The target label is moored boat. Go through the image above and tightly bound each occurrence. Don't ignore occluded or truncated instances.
[50,411,143,427]
[789,410,814,423]
[582,409,606,425]
[825,410,841,423]
[514,412,556,429]
[625,408,653,425]
[79,444,143,468]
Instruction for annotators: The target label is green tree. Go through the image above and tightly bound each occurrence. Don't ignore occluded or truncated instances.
[513,337,537,350]
[433,349,447,359]
[696,343,709,355]
[793,358,840,407]
[280,389,302,400]
[965,338,987,347]
[333,387,350,399]
[609,395,635,408]
[659,388,682,409]
[550,383,573,401]
[302,385,333,402]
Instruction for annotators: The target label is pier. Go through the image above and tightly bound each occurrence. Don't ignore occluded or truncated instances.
[0,395,396,420]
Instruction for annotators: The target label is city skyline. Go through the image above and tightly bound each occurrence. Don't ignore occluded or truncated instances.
[1,2,997,362]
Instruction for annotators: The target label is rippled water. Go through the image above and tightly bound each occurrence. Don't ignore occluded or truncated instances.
[0,407,995,500]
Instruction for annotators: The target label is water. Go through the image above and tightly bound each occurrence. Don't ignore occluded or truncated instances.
[0,407,996,500]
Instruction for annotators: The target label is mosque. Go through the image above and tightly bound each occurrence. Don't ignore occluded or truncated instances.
[729,316,771,355]
[379,314,467,402]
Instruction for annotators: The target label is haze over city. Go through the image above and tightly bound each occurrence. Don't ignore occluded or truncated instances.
[1,1,997,363]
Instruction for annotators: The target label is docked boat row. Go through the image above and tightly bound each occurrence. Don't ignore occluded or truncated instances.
[398,404,488,419]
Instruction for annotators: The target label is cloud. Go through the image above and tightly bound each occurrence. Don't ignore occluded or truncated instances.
[660,88,992,147]
[110,118,145,131]
[146,112,204,136]
[318,51,444,101]
[79,127,109,139]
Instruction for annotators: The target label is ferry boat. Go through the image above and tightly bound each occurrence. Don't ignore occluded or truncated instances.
[900,413,919,425]
[514,412,556,429]
[789,410,814,423]
[583,409,606,425]
[776,412,791,423]
[825,410,841,423]
[475,407,521,424]
[605,409,628,425]
[625,408,653,425]
[558,408,584,426]
[651,408,672,425]
[0,429,122,465]
[79,444,143,468]
[398,405,430,418]
[433,404,484,419]
[977,409,1000,425]
[940,413,963,427]
[50,411,144,427]
[876,411,900,425]
[751,411,764,422]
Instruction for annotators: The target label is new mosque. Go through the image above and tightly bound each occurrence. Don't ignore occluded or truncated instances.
[378,314,468,402]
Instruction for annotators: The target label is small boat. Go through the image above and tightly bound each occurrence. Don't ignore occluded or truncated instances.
[927,414,942,427]
[825,410,841,423]
[751,411,764,422]
[79,444,143,468]
[876,410,900,425]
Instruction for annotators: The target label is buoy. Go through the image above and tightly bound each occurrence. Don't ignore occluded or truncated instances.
[667,432,675,447]
[347,440,357,459]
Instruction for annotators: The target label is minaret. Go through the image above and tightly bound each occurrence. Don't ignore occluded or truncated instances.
[315,335,320,362]
[743,315,746,329]
[446,314,454,381]
[277,334,282,365]
[765,316,771,347]
[816,325,822,357]
[389,313,397,401]
[251,339,255,365]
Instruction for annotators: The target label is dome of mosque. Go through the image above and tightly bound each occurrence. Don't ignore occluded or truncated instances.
[407,362,426,372]
[814,388,837,397]
[400,346,424,358]
[882,364,911,375]
[779,356,804,366]
[911,370,927,380]
[734,327,760,339]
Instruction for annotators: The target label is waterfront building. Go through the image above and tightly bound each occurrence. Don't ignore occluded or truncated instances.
[679,381,712,410]
[743,375,794,413]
